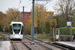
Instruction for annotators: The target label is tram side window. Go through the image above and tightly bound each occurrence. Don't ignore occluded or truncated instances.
[21,26,24,34]
[10,26,13,34]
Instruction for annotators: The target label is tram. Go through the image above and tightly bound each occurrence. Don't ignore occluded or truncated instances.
[9,22,24,40]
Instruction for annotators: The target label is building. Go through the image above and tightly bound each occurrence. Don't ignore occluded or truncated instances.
[20,12,31,23]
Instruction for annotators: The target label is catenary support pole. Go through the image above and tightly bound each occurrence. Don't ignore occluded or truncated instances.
[32,0,35,42]
[70,17,72,41]
[23,6,24,25]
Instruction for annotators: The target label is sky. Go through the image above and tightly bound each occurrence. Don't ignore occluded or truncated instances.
[0,0,58,14]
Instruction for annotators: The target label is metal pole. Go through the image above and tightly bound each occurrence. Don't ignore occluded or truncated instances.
[53,27,54,41]
[32,0,35,42]
[58,29,60,41]
[70,18,72,41]
[23,6,24,25]
[70,25,72,41]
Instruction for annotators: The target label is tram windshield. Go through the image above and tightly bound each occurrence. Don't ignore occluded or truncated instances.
[13,24,21,33]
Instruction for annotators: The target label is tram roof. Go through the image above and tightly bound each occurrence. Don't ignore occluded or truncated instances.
[10,22,23,26]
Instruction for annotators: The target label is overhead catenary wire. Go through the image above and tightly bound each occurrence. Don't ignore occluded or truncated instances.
[23,3,32,11]
[17,0,50,11]
[19,0,32,11]
[18,0,22,10]
[17,0,22,21]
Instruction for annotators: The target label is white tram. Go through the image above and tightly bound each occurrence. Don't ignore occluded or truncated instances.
[9,22,24,40]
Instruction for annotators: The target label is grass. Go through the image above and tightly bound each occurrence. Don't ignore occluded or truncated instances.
[34,33,51,41]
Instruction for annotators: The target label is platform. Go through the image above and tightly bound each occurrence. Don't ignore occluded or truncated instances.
[55,41,75,49]
[0,41,11,50]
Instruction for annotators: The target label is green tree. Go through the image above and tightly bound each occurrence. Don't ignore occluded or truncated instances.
[54,0,75,27]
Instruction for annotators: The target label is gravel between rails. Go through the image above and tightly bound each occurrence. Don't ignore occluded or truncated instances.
[11,41,32,50]
[24,35,69,50]
[11,42,18,50]
[24,36,59,50]
[23,36,52,50]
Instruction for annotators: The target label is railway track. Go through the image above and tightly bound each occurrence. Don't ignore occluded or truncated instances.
[11,39,52,50]
[24,35,70,50]
[11,41,32,50]
[0,32,52,50]
[11,41,18,50]
[23,36,52,50]
[0,32,70,50]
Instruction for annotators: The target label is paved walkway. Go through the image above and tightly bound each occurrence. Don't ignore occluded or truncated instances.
[0,41,11,50]
[56,41,75,47]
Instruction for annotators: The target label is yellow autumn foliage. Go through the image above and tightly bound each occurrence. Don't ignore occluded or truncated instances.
[50,19,57,31]
[29,3,54,27]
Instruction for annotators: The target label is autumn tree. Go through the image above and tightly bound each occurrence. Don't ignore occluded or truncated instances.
[55,0,75,17]
[4,8,21,32]
[0,11,6,31]
[6,8,21,22]
[34,3,46,33]
[30,3,54,33]
[54,0,75,27]
[50,19,57,31]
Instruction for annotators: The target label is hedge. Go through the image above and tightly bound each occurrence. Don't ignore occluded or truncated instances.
[60,27,75,35]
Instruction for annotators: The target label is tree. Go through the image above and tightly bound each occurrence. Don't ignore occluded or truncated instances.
[50,19,57,31]
[30,3,46,33]
[30,3,54,33]
[55,0,75,20]
[54,0,75,27]
[5,8,21,32]
[0,11,6,31]
[6,8,21,21]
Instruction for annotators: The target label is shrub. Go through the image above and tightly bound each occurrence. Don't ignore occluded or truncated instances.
[60,27,75,35]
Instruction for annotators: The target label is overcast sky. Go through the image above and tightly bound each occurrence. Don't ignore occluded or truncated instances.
[0,0,58,13]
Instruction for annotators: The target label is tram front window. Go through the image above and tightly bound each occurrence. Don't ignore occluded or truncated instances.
[14,29,20,33]
[13,24,21,34]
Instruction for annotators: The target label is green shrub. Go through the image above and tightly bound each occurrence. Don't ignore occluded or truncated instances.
[60,27,75,35]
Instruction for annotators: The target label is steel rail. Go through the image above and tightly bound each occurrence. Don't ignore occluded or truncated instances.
[22,42,32,50]
[24,36,52,50]
[11,42,18,50]
[24,35,70,50]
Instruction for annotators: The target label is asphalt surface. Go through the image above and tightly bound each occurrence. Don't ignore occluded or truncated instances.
[0,41,11,50]
[56,41,75,48]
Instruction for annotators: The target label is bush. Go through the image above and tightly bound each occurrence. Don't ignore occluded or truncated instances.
[60,27,75,35]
